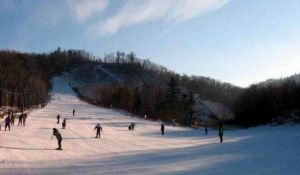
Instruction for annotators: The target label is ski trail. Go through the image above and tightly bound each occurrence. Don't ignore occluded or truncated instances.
[0,76,300,175]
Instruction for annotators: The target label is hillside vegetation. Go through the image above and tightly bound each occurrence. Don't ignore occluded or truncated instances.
[1,48,299,127]
[69,51,242,126]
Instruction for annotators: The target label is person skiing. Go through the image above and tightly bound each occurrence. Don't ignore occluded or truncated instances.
[219,123,224,143]
[161,123,165,135]
[62,118,66,129]
[128,123,135,131]
[61,118,67,129]
[10,113,15,126]
[94,123,103,138]
[22,113,27,127]
[72,109,75,117]
[52,128,62,150]
[18,114,23,126]
[5,116,11,131]
[57,114,60,124]
[204,121,208,135]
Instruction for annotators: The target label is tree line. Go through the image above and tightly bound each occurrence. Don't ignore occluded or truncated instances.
[75,76,197,126]
[5,48,298,127]
[0,48,91,112]
[234,77,300,126]
[72,51,242,125]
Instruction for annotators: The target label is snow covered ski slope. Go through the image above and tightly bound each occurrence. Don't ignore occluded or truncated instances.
[0,77,300,175]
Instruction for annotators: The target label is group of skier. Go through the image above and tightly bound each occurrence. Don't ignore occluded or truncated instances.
[1,112,28,131]
[56,114,66,129]
[2,107,224,151]
[51,109,224,150]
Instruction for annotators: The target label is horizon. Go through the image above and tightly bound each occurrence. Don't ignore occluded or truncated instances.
[0,0,300,87]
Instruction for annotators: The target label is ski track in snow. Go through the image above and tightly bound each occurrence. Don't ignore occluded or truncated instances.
[0,76,300,175]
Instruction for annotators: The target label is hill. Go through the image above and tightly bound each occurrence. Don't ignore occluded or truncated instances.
[1,76,299,175]
[67,53,242,125]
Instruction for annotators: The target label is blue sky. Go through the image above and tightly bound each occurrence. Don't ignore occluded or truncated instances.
[0,0,299,87]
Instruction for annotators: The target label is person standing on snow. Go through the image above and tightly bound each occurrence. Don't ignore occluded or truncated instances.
[18,114,23,126]
[5,116,11,131]
[52,128,62,150]
[22,113,27,127]
[94,123,103,139]
[204,121,208,135]
[219,123,224,143]
[161,123,165,135]
[10,113,15,126]
[72,109,75,117]
[62,118,66,129]
[57,114,60,124]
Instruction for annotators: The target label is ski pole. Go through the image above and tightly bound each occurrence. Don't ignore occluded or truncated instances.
[44,135,53,149]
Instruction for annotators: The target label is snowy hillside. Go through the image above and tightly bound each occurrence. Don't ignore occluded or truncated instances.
[0,76,299,175]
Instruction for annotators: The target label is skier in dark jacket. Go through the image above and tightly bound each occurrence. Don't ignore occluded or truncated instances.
[5,116,11,131]
[219,124,224,143]
[72,109,75,117]
[94,123,103,138]
[11,114,15,126]
[62,118,66,129]
[18,114,23,126]
[22,113,27,127]
[57,115,60,124]
[52,128,62,150]
[161,123,165,135]
[204,121,208,135]
[128,123,135,131]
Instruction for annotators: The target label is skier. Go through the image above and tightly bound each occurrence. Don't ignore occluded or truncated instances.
[94,123,103,138]
[52,128,62,150]
[22,113,27,127]
[5,116,11,131]
[57,114,60,124]
[72,109,75,117]
[18,114,23,126]
[161,123,165,135]
[219,123,224,143]
[204,121,208,135]
[128,123,135,131]
[171,119,175,127]
[62,118,66,129]
[10,113,15,126]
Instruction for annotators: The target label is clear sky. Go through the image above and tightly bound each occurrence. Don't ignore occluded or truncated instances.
[0,0,299,87]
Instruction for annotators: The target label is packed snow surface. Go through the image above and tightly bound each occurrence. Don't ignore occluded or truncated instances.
[0,77,299,175]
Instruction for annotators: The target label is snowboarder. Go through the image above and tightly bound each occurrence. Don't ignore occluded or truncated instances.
[22,113,27,127]
[219,123,224,143]
[94,123,103,138]
[18,114,23,126]
[57,114,60,124]
[128,123,135,131]
[62,118,66,129]
[52,128,62,150]
[161,123,165,135]
[72,109,75,117]
[5,116,11,131]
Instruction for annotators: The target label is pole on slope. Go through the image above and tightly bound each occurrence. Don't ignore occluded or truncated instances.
[44,135,53,150]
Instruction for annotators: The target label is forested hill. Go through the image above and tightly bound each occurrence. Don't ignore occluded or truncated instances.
[234,74,300,126]
[68,51,243,124]
[1,48,299,127]
[0,49,90,111]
